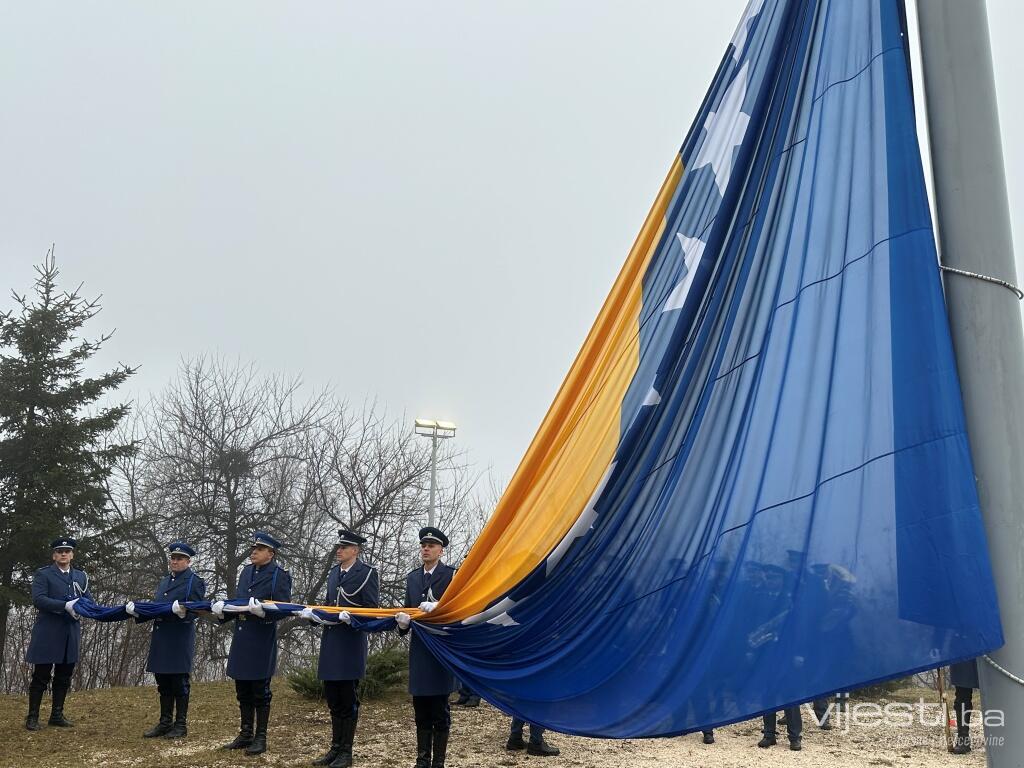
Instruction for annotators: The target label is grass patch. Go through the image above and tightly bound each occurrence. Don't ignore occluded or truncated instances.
[0,679,417,768]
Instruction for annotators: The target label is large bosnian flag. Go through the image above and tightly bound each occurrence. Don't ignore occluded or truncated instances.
[401,0,1002,737]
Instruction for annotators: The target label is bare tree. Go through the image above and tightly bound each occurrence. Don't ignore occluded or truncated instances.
[144,356,329,597]
[2,354,496,691]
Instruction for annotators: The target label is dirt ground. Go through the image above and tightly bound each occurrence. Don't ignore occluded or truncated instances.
[0,681,986,768]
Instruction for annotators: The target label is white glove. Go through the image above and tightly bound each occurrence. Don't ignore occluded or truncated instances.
[248,597,266,618]
[395,611,411,630]
[301,607,333,626]
[65,598,80,620]
[171,600,187,619]
[338,610,352,625]
[125,601,138,618]
[418,601,438,613]
[211,600,225,618]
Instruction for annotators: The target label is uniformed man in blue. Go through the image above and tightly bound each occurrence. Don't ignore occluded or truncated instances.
[215,531,292,756]
[312,529,380,768]
[24,536,91,731]
[129,542,206,740]
[395,526,458,768]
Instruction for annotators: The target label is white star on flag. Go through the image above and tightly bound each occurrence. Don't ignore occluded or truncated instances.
[462,596,520,628]
[663,233,707,312]
[546,462,616,576]
[731,0,766,62]
[692,62,750,196]
[642,385,662,407]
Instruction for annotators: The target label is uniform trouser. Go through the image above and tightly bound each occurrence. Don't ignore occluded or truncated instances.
[234,678,273,707]
[510,718,545,744]
[763,706,802,740]
[30,663,75,697]
[155,673,190,698]
[413,695,451,733]
[324,679,360,722]
[954,686,974,730]
[812,697,831,725]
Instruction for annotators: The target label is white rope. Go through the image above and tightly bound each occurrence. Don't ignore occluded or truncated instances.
[983,654,1024,686]
[940,264,1024,300]
[337,566,376,605]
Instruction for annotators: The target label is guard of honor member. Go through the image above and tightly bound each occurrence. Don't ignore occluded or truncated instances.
[129,541,206,740]
[25,536,91,731]
[312,529,380,768]
[949,658,980,754]
[216,531,293,756]
[395,527,458,768]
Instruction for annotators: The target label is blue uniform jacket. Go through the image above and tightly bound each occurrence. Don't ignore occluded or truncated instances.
[950,658,980,689]
[225,560,292,680]
[317,560,380,681]
[402,562,457,696]
[138,568,207,674]
[26,564,91,665]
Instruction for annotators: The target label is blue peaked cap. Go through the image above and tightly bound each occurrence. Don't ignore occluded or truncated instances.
[253,531,282,550]
[168,541,196,558]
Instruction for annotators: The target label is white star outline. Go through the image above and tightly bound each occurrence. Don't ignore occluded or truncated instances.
[691,62,751,197]
[663,232,707,313]
[642,384,662,407]
[731,0,766,62]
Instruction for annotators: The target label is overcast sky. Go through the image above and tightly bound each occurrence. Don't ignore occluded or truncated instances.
[2,1,1021,487]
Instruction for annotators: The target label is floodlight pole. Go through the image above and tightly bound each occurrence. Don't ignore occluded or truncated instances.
[415,420,456,529]
[428,432,439,529]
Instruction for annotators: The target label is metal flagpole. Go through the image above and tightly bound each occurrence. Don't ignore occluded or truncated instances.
[915,1,1024,764]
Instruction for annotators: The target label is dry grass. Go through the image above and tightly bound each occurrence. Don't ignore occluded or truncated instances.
[0,680,986,768]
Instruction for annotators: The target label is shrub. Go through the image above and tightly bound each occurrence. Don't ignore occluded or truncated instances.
[286,645,408,701]
[361,646,408,699]
[286,656,324,700]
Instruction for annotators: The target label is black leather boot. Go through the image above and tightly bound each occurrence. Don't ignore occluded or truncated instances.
[527,737,560,756]
[222,703,254,749]
[48,679,73,727]
[951,729,972,754]
[506,732,526,751]
[951,699,972,754]
[164,695,189,738]
[246,705,270,755]
[413,727,432,768]
[314,715,342,765]
[328,718,356,768]
[25,687,44,731]
[144,693,174,737]
[430,728,449,768]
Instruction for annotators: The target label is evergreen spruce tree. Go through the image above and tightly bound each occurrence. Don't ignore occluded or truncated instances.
[0,249,137,676]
